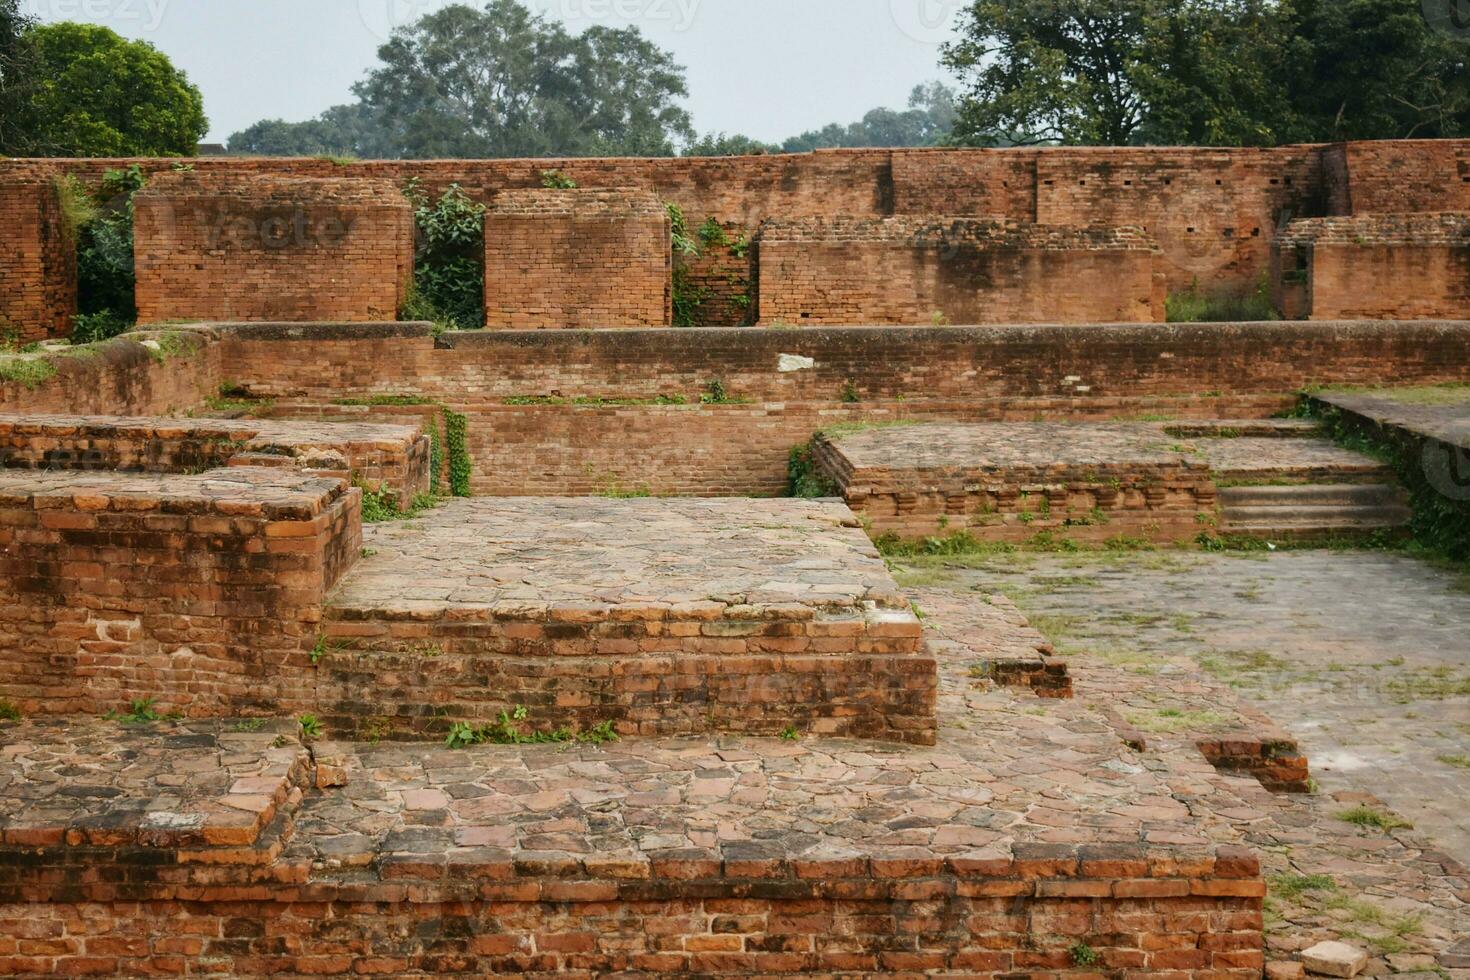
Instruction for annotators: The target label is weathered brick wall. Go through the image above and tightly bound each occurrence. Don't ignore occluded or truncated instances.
[0,468,360,717]
[133,173,414,323]
[1274,214,1470,319]
[1327,140,1470,214]
[755,218,1165,325]
[484,189,671,328]
[318,604,935,744]
[1033,146,1323,292]
[0,330,218,417]
[0,842,1265,978]
[0,180,75,342]
[210,321,1470,496]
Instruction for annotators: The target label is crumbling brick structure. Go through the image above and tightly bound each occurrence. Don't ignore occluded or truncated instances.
[1272,214,1470,320]
[0,180,76,342]
[133,173,414,323]
[483,188,672,328]
[755,218,1165,324]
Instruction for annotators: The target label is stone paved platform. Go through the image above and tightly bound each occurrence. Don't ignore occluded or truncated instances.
[319,498,936,743]
[1314,387,1470,452]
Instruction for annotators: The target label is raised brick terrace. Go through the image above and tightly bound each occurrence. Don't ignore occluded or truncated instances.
[320,497,935,744]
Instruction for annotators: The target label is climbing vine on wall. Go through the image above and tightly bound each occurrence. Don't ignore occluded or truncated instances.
[443,407,472,497]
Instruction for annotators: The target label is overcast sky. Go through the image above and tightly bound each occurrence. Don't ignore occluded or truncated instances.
[25,0,968,146]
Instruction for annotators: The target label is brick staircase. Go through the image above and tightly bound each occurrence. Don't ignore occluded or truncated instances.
[1218,482,1412,539]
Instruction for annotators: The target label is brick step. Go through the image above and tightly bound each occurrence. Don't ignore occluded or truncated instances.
[1218,483,1407,508]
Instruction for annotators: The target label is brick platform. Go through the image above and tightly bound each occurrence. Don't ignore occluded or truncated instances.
[817,420,1395,542]
[0,467,361,718]
[0,413,430,505]
[321,497,936,744]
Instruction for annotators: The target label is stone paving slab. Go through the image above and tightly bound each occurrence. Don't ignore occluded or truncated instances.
[330,497,910,616]
[1315,389,1470,451]
[0,719,306,849]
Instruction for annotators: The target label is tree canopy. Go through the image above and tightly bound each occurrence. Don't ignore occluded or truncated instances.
[0,0,37,154]
[17,21,206,156]
[943,0,1470,146]
[232,1,693,159]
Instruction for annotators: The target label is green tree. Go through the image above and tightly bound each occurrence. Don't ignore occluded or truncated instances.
[683,131,779,156]
[943,0,1152,145]
[228,104,386,157]
[23,22,206,156]
[351,1,693,158]
[1277,0,1470,140]
[781,83,958,151]
[0,0,38,154]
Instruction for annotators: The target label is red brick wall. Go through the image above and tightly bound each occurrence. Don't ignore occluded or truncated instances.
[1033,146,1323,292]
[484,189,671,328]
[0,181,75,342]
[133,173,414,323]
[1275,215,1470,320]
[1330,140,1470,214]
[0,843,1265,978]
[0,468,360,717]
[755,218,1165,325]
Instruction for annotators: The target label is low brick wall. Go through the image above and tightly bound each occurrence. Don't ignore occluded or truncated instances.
[484,189,671,328]
[755,218,1166,325]
[0,180,74,342]
[0,839,1265,978]
[133,174,414,323]
[0,468,360,717]
[1274,214,1470,320]
[0,413,430,506]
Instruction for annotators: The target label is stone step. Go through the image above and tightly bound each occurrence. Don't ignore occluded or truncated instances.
[1218,483,1407,508]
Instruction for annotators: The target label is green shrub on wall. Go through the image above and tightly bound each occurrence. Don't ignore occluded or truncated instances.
[403,181,486,331]
[443,407,472,497]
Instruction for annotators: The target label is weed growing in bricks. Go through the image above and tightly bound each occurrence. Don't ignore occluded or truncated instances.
[445,707,620,748]
[0,356,57,389]
[298,714,323,740]
[1335,805,1412,831]
[539,169,578,189]
[779,725,801,741]
[104,698,169,724]
[1069,944,1099,967]
[788,440,840,498]
[1268,872,1337,899]
[839,379,860,403]
[0,699,21,721]
[233,719,266,732]
[357,480,441,523]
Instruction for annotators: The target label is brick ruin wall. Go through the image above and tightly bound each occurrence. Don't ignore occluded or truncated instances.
[3,139,1469,333]
[0,320,1453,498]
[484,188,671,328]
[0,181,75,342]
[132,173,415,324]
[0,845,1266,979]
[755,218,1166,325]
[1274,213,1470,320]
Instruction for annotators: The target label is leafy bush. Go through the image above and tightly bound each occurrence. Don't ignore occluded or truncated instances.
[404,181,486,331]
[73,164,146,336]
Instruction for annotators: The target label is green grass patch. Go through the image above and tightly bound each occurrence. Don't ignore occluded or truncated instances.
[1122,707,1234,733]
[1335,805,1413,831]
[358,483,441,524]
[444,706,619,748]
[1267,872,1337,900]
[0,356,57,388]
